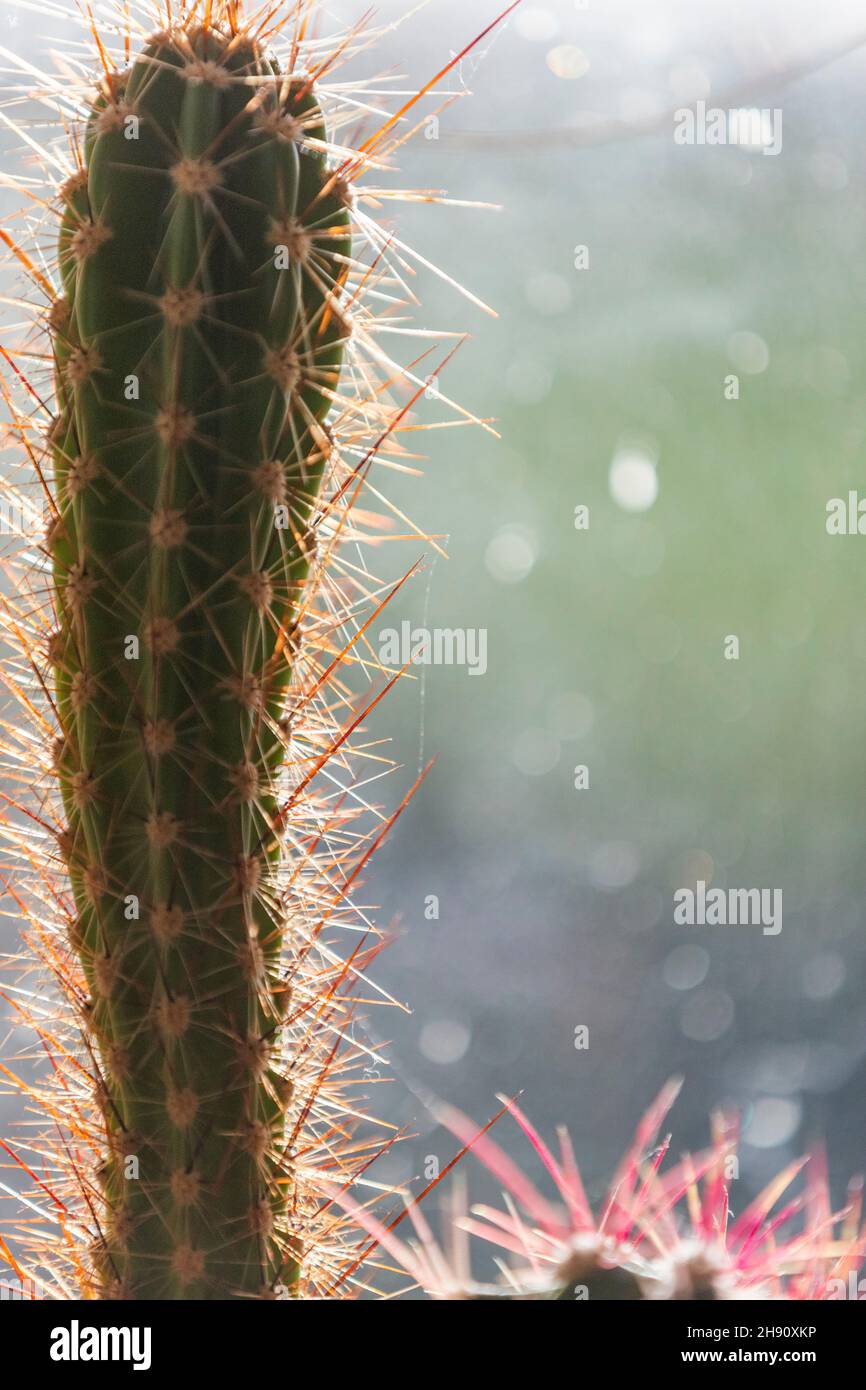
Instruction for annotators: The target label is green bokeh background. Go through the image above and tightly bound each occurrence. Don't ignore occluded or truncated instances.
[358,0,866,1221]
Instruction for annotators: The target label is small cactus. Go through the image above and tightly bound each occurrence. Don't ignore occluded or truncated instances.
[335,1082,866,1301]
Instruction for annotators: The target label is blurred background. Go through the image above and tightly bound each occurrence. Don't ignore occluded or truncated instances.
[339,0,866,1249]
[4,0,866,1282]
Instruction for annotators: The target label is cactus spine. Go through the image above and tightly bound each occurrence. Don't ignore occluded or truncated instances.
[50,21,350,1299]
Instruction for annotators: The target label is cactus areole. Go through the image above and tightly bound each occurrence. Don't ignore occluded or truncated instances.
[49,23,351,1298]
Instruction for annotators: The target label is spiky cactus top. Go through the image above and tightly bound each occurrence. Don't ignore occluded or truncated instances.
[49,20,350,1299]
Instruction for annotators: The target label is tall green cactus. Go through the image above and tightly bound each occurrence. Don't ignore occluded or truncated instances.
[49,20,350,1299]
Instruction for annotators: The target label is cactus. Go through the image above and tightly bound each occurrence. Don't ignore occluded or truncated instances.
[0,0,502,1301]
[47,19,357,1299]
[336,1082,866,1302]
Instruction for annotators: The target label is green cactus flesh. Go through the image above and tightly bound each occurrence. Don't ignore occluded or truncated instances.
[48,22,351,1299]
